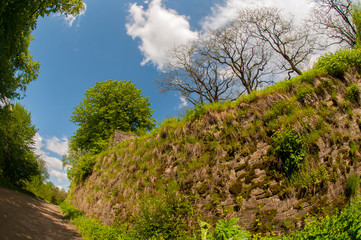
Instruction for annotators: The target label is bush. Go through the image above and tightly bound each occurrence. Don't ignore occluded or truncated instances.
[314,49,361,77]
[132,193,193,239]
[345,84,361,104]
[272,128,306,177]
[66,154,96,184]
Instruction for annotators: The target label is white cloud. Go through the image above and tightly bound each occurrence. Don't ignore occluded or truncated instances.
[32,133,70,190]
[33,134,64,171]
[46,136,69,156]
[126,0,198,69]
[49,170,68,184]
[201,0,314,31]
[179,96,188,109]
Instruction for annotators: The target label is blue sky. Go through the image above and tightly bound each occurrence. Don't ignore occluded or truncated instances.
[20,0,313,190]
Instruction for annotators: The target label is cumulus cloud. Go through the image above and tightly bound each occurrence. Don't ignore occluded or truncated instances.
[32,133,70,190]
[33,133,65,171]
[126,0,198,69]
[49,170,68,184]
[201,0,314,31]
[46,136,69,156]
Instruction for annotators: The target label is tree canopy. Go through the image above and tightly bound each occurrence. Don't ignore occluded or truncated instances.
[0,103,41,186]
[0,0,85,101]
[70,80,155,154]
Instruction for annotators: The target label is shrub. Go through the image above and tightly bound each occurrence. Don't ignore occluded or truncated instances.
[314,49,361,77]
[132,193,193,239]
[345,84,361,104]
[67,154,96,184]
[272,128,306,177]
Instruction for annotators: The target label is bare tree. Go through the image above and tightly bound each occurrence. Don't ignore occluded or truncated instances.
[157,42,238,105]
[310,0,358,48]
[243,7,318,78]
[200,19,274,94]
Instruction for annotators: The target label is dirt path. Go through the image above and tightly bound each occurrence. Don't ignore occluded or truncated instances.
[0,187,82,240]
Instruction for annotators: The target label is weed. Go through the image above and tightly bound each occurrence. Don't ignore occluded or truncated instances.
[272,128,306,177]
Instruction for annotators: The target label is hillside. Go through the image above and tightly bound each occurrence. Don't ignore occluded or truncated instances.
[67,52,361,237]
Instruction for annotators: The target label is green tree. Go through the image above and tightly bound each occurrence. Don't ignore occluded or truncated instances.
[70,80,155,154]
[0,103,41,186]
[0,0,85,101]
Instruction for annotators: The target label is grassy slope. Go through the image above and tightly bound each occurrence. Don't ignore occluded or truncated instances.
[67,49,361,238]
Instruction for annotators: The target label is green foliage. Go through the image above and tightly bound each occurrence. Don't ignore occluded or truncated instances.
[214,218,250,240]
[346,173,360,199]
[314,49,361,77]
[199,218,250,240]
[295,85,314,104]
[259,198,361,240]
[352,4,361,47]
[70,80,155,154]
[132,193,193,240]
[272,128,306,177]
[345,83,361,104]
[296,68,326,84]
[0,0,85,101]
[182,103,207,122]
[64,152,96,183]
[60,202,124,240]
[0,103,41,186]
[25,176,67,205]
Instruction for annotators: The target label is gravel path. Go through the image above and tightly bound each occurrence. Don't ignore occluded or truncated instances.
[0,187,82,240]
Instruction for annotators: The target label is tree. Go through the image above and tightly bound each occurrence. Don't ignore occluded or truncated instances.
[200,19,273,94]
[310,0,361,48]
[0,0,85,101]
[0,103,41,186]
[158,42,238,105]
[244,7,317,78]
[70,80,155,154]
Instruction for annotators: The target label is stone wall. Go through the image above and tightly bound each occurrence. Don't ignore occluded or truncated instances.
[110,130,137,147]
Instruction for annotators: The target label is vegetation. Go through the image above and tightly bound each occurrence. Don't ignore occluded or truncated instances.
[0,103,41,186]
[69,80,155,154]
[0,0,85,204]
[65,46,361,239]
[272,128,306,177]
[63,80,156,183]
[256,198,361,239]
[3,0,361,239]
[25,176,67,205]
[0,0,85,101]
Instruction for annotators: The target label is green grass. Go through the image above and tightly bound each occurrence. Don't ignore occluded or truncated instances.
[60,202,125,240]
